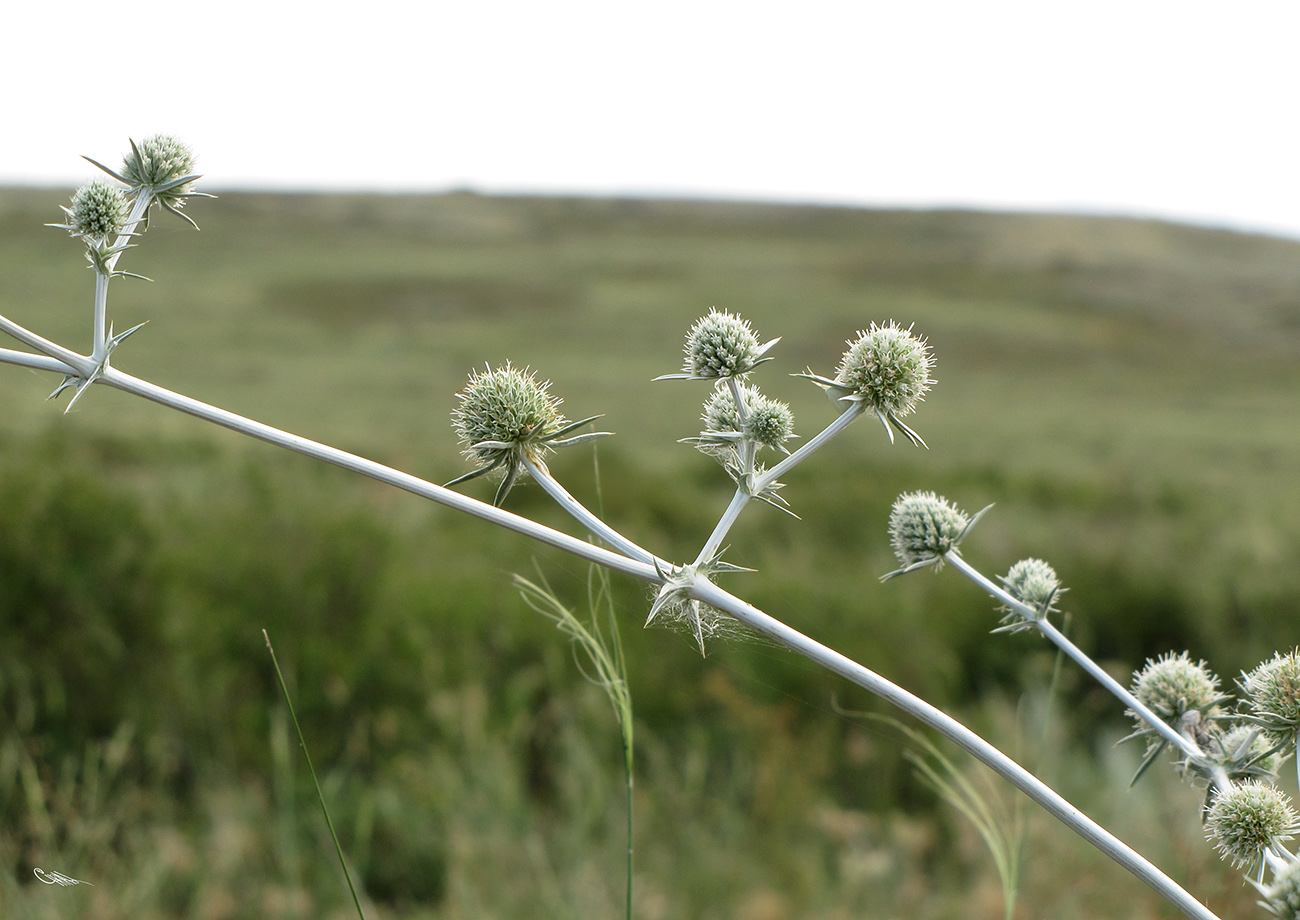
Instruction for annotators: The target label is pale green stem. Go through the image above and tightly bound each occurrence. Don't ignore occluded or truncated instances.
[93,191,153,362]
[0,317,1224,919]
[725,376,755,476]
[694,400,866,566]
[943,552,1205,762]
[692,489,750,567]
[523,456,667,569]
[754,400,865,492]
[0,347,77,375]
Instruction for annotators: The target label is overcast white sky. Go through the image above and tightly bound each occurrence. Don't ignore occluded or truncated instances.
[5,1,1299,238]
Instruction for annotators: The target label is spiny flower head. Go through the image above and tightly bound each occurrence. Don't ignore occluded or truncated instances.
[996,558,1064,631]
[1215,723,1282,781]
[1205,780,1297,869]
[884,491,985,577]
[1243,651,1300,741]
[1130,651,1226,729]
[448,363,608,506]
[834,321,933,418]
[661,309,778,380]
[1261,857,1300,919]
[698,383,795,453]
[86,134,210,227]
[122,135,197,200]
[63,180,128,242]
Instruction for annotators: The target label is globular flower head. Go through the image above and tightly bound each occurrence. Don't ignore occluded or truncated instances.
[122,134,197,200]
[1205,780,1297,869]
[1243,651,1300,741]
[996,558,1064,632]
[1261,857,1300,919]
[448,363,608,506]
[696,383,795,453]
[834,321,933,418]
[662,309,778,380]
[884,491,985,577]
[453,363,567,466]
[1130,651,1226,730]
[62,180,128,243]
[86,134,210,228]
[1215,723,1282,781]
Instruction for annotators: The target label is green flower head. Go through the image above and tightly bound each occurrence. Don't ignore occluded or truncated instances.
[1215,723,1282,781]
[695,382,795,454]
[1243,651,1300,741]
[1130,651,1225,729]
[835,321,933,418]
[996,558,1064,631]
[122,134,197,198]
[1262,857,1300,919]
[448,363,608,506]
[884,491,985,577]
[86,134,210,228]
[1205,780,1297,869]
[659,309,778,381]
[63,180,128,242]
[795,320,933,446]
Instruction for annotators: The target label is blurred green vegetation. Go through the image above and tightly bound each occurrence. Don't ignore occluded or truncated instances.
[3,186,1299,918]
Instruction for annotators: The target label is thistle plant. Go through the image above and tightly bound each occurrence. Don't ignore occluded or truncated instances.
[881,488,1300,902]
[4,134,1281,920]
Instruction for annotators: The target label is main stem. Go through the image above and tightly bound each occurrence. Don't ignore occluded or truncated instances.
[0,323,1222,919]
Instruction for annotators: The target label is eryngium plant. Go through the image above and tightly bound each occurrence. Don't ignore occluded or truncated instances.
[0,134,1260,920]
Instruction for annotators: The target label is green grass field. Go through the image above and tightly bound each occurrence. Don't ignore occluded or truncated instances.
[2,186,1299,918]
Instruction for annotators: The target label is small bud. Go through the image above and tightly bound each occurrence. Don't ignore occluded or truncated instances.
[996,558,1063,631]
[1243,651,1300,741]
[63,180,128,242]
[834,321,934,419]
[886,491,973,574]
[669,309,777,380]
[699,383,794,452]
[1261,857,1300,919]
[1205,780,1297,869]
[1130,651,1225,729]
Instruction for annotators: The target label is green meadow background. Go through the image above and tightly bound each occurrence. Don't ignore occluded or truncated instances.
[3,186,1300,919]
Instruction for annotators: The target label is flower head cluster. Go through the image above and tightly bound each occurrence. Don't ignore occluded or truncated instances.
[995,558,1064,632]
[659,309,778,381]
[688,382,795,455]
[60,180,128,243]
[1242,651,1300,742]
[1130,651,1226,731]
[449,363,609,505]
[1205,780,1298,869]
[883,492,986,577]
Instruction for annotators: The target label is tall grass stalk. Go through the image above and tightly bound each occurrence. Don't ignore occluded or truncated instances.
[515,566,635,920]
[262,630,366,920]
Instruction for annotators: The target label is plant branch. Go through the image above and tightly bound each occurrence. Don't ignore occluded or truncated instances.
[943,552,1205,762]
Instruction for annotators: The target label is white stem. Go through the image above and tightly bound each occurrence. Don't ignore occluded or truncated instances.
[523,457,668,569]
[0,337,1224,919]
[690,578,1223,920]
[0,313,93,374]
[94,191,153,362]
[755,401,865,493]
[0,347,77,375]
[944,552,1204,761]
[693,489,750,566]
